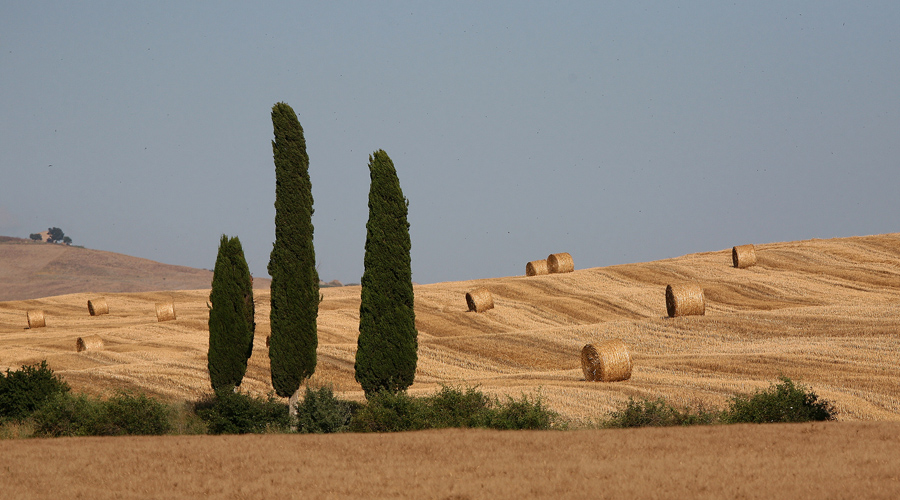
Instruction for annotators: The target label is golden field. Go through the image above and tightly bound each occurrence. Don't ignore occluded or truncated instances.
[2,233,899,423]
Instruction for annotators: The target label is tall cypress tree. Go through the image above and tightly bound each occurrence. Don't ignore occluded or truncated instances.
[208,234,256,390]
[355,149,417,395]
[268,102,319,398]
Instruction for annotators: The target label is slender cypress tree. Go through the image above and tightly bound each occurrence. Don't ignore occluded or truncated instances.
[268,102,319,398]
[208,234,256,390]
[355,149,417,395]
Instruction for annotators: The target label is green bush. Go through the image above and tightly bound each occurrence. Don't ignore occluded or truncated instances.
[193,388,291,434]
[349,386,564,432]
[419,385,494,428]
[348,390,429,433]
[31,391,172,437]
[294,385,360,434]
[32,393,100,437]
[0,361,70,421]
[103,392,173,435]
[600,378,835,429]
[486,394,564,430]
[602,398,718,428]
[723,377,836,424]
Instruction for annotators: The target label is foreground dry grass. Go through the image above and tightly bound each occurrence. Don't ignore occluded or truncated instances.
[2,233,899,423]
[2,423,899,499]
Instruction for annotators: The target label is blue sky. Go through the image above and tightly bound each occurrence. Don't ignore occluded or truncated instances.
[2,2,898,284]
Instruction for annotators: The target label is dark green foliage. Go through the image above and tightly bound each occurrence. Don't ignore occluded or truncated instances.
[31,393,102,437]
[418,385,495,428]
[32,392,172,437]
[47,227,65,243]
[484,394,564,430]
[602,398,718,429]
[723,377,836,424]
[348,386,563,432]
[347,390,429,433]
[193,388,291,434]
[294,385,361,434]
[29,233,41,241]
[355,150,417,396]
[601,378,835,428]
[0,361,70,421]
[103,392,173,435]
[208,234,256,390]
[268,101,319,398]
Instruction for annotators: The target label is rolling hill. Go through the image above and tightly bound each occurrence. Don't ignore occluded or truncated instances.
[1,232,898,424]
[0,236,227,301]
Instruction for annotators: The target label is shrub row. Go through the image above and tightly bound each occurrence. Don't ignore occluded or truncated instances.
[601,377,836,428]
[347,386,564,432]
[1,363,836,438]
[32,392,172,437]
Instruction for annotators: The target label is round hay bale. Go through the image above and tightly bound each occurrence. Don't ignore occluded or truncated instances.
[87,297,109,316]
[155,302,176,322]
[665,283,706,318]
[465,287,494,313]
[26,310,46,329]
[732,244,757,269]
[525,259,549,276]
[76,335,104,352]
[547,252,574,274]
[581,339,632,382]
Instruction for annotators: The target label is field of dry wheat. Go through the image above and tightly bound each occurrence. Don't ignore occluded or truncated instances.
[1,233,899,424]
[3,422,900,499]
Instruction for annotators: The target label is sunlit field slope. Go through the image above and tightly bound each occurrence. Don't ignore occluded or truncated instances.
[1,233,898,423]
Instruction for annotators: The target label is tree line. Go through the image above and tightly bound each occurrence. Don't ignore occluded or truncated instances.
[207,102,416,402]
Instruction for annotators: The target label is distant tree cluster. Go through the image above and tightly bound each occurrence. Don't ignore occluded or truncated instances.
[29,227,71,245]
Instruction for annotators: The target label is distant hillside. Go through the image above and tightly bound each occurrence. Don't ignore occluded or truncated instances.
[0,236,270,301]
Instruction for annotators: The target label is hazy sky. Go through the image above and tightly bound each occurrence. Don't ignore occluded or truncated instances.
[2,2,898,284]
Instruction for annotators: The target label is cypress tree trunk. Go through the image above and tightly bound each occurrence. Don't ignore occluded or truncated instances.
[268,102,319,398]
[355,150,418,395]
[208,235,256,390]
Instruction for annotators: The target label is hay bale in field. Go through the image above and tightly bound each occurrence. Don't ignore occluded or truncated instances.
[732,244,757,269]
[525,259,549,276]
[76,335,104,352]
[155,302,176,322]
[26,310,46,329]
[665,283,705,318]
[87,297,109,316]
[547,252,574,274]
[465,287,494,313]
[581,339,632,382]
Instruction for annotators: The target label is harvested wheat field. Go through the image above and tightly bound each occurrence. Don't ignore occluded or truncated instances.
[2,233,900,497]
[4,233,898,421]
